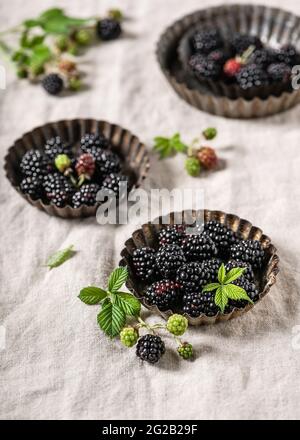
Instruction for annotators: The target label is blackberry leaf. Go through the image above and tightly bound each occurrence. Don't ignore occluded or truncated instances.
[115,292,141,316]
[97,301,126,338]
[218,263,226,284]
[202,283,220,292]
[224,284,254,304]
[214,286,228,313]
[78,286,107,305]
[46,245,75,269]
[108,267,128,293]
[224,267,246,284]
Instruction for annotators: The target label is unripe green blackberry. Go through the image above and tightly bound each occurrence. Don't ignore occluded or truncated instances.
[55,154,72,173]
[120,326,138,348]
[74,29,91,46]
[203,127,217,140]
[167,314,188,336]
[185,157,200,177]
[178,342,193,360]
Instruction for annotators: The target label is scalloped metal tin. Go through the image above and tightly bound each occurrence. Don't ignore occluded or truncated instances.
[156,4,300,118]
[120,210,280,325]
[4,119,150,219]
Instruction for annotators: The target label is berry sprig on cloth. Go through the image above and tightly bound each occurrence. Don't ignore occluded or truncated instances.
[0,7,123,95]
[153,127,219,177]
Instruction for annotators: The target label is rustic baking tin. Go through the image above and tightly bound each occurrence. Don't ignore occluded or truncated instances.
[157,3,300,118]
[4,119,150,219]
[120,209,280,325]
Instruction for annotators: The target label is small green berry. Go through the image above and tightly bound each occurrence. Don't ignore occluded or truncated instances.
[69,77,82,91]
[74,29,91,46]
[30,62,44,76]
[108,9,123,21]
[166,314,188,336]
[178,342,193,360]
[17,67,28,78]
[120,326,139,348]
[203,127,217,140]
[56,35,69,52]
[68,44,78,56]
[55,154,71,173]
[185,157,201,177]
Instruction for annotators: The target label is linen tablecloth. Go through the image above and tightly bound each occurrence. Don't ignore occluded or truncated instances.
[0,0,300,420]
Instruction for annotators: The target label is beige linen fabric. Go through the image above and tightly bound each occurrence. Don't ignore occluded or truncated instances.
[0,0,300,420]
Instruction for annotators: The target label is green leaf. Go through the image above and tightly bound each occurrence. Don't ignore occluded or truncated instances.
[38,8,91,35]
[78,286,107,305]
[39,8,65,21]
[97,301,126,338]
[214,286,228,313]
[224,267,246,284]
[23,19,41,28]
[170,133,187,153]
[202,283,221,292]
[224,284,254,305]
[108,267,128,293]
[46,245,75,269]
[115,292,141,316]
[218,263,226,284]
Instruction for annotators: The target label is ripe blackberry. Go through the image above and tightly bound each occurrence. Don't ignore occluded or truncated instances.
[20,149,48,179]
[90,149,121,176]
[208,49,229,65]
[249,48,276,67]
[158,224,186,247]
[203,220,238,257]
[200,258,222,283]
[20,176,43,200]
[144,280,181,311]
[230,33,262,55]
[236,64,269,90]
[276,44,299,66]
[102,173,127,197]
[156,244,186,278]
[44,136,70,160]
[267,63,291,83]
[192,29,223,54]
[225,259,254,282]
[230,240,265,269]
[136,334,165,364]
[80,133,109,152]
[132,247,158,282]
[183,290,218,317]
[181,233,217,262]
[225,277,259,312]
[72,183,100,208]
[189,53,222,80]
[42,73,64,95]
[96,18,122,41]
[176,262,203,293]
[43,173,74,207]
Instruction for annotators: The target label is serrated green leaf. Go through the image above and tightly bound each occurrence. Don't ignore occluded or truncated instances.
[115,292,141,316]
[170,133,187,153]
[214,286,228,313]
[97,301,126,338]
[202,282,221,292]
[46,245,75,269]
[224,267,246,284]
[108,267,128,293]
[38,8,91,35]
[224,284,254,304]
[78,286,107,305]
[39,8,64,21]
[23,19,41,28]
[218,263,226,284]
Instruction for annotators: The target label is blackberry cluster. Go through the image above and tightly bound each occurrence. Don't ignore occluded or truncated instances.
[96,18,122,41]
[183,290,219,318]
[156,244,186,278]
[203,220,238,257]
[249,48,276,67]
[267,63,292,83]
[193,29,223,54]
[158,224,186,247]
[189,53,221,80]
[145,280,181,311]
[19,132,127,209]
[136,334,165,364]
[132,247,157,282]
[181,233,217,261]
[230,33,263,54]
[42,73,64,95]
[236,64,268,90]
[230,240,265,269]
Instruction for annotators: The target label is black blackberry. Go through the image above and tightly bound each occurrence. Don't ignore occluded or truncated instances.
[136,334,165,364]
[249,48,276,67]
[80,133,109,152]
[181,233,217,262]
[208,49,230,65]
[225,259,255,282]
[20,149,49,179]
[230,240,265,269]
[236,64,269,90]
[189,53,222,80]
[176,262,203,293]
[132,247,158,282]
[144,280,181,311]
[200,258,222,283]
[267,63,291,83]
[230,33,263,55]
[44,136,70,160]
[192,29,223,54]
[203,220,238,257]
[20,176,43,200]
[183,290,219,318]
[72,183,100,208]
[90,149,121,176]
[156,244,186,278]
[42,73,64,95]
[158,224,186,247]
[102,173,127,197]
[96,18,122,41]
[276,44,299,66]
[43,173,74,207]
[225,277,259,312]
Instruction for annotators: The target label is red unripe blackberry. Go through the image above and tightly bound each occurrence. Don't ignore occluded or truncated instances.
[197,147,218,170]
[224,58,242,77]
[75,153,95,180]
